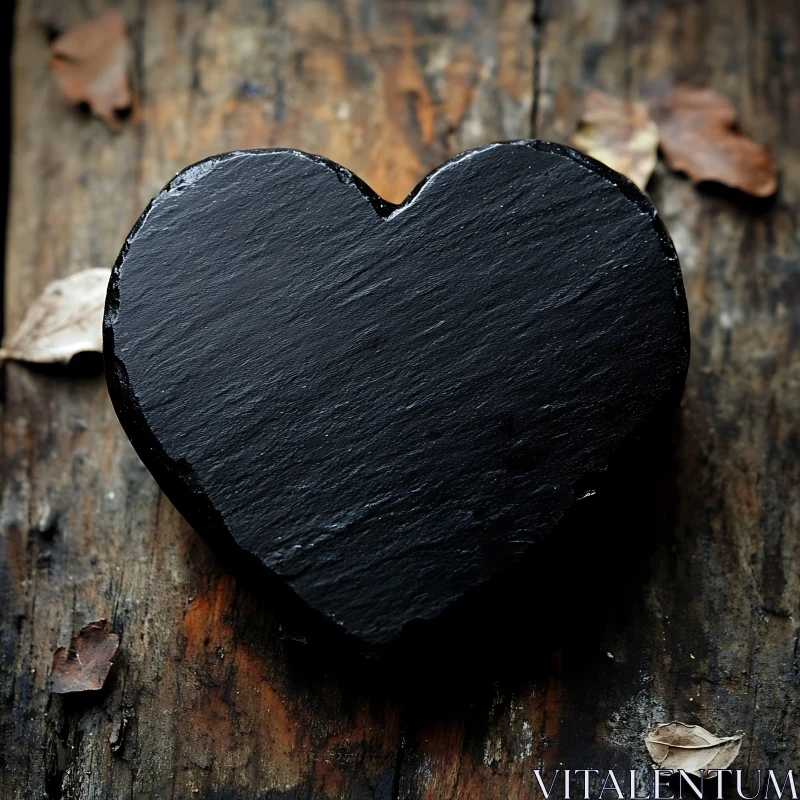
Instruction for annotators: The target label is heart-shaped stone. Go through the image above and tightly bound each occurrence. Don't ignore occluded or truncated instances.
[104,141,689,646]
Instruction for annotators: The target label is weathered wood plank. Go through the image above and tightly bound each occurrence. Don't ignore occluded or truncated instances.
[1,1,534,798]
[526,0,800,788]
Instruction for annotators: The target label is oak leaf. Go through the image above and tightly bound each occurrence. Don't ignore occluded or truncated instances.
[0,268,109,365]
[49,9,133,131]
[649,84,777,197]
[50,620,119,694]
[571,91,659,191]
[645,721,743,777]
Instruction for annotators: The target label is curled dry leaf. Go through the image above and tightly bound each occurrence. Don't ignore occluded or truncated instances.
[49,9,133,131]
[51,620,119,694]
[645,721,743,777]
[649,84,777,197]
[1,268,109,365]
[571,91,659,191]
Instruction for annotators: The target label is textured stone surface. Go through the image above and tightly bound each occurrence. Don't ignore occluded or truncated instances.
[104,141,689,645]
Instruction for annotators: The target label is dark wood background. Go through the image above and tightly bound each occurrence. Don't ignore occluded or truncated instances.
[2,0,799,798]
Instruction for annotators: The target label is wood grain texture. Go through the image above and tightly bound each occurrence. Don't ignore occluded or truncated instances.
[526,0,800,791]
[1,0,798,798]
[1,1,534,798]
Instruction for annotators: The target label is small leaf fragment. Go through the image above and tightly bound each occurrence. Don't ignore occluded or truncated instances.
[49,9,133,131]
[51,619,119,694]
[648,84,777,197]
[571,91,659,191]
[1,268,109,365]
[645,721,743,777]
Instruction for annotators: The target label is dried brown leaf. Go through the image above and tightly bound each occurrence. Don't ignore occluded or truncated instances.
[51,620,119,694]
[645,721,743,777]
[1,268,109,365]
[649,84,777,197]
[571,91,659,191]
[49,9,133,131]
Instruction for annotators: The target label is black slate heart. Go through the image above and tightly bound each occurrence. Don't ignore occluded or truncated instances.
[104,141,689,646]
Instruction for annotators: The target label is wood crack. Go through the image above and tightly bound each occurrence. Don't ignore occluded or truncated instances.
[530,0,546,137]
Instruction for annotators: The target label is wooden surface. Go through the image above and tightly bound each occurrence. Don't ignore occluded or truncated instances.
[1,0,798,798]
